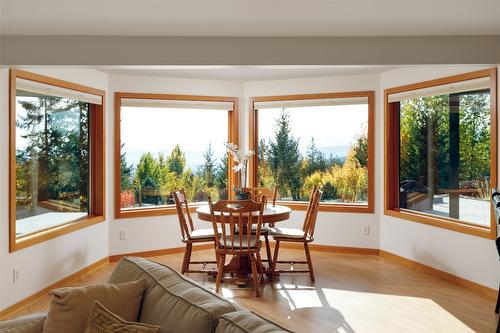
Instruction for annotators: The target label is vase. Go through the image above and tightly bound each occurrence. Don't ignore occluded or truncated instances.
[233,188,251,200]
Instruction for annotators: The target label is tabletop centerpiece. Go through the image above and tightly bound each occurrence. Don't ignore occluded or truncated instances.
[225,143,254,200]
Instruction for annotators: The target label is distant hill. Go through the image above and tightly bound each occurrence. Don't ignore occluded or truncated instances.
[124,144,351,172]
[318,145,350,159]
[124,149,222,172]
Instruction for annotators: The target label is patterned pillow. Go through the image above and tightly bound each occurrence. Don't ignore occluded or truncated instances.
[84,301,161,333]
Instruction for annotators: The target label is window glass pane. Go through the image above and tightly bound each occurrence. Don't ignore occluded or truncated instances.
[16,93,90,237]
[399,90,491,227]
[120,106,229,210]
[257,104,369,204]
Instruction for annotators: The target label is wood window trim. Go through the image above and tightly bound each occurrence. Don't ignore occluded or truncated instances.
[9,69,106,252]
[114,92,239,219]
[248,91,375,214]
[384,68,498,239]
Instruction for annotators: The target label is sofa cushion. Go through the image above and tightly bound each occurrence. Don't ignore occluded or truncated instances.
[216,311,291,333]
[0,313,45,333]
[42,279,147,333]
[108,256,241,333]
[84,301,161,333]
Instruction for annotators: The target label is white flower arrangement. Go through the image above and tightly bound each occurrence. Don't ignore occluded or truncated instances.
[225,143,255,193]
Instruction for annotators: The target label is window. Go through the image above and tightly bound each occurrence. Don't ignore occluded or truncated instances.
[115,93,238,218]
[385,68,497,239]
[249,92,374,212]
[10,69,105,252]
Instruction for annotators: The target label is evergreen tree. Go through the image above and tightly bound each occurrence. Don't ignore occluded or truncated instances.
[120,143,134,190]
[353,125,368,168]
[16,96,89,211]
[215,154,229,199]
[134,152,161,205]
[201,142,216,187]
[267,109,303,200]
[166,144,186,176]
[258,139,274,187]
[305,137,327,175]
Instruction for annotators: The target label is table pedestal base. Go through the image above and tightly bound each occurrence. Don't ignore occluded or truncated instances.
[211,255,267,286]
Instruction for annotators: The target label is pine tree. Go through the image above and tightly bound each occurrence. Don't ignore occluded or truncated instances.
[258,139,274,187]
[201,142,216,188]
[267,109,303,200]
[305,137,327,175]
[353,125,368,168]
[17,96,89,210]
[120,143,134,190]
[134,152,161,205]
[215,154,229,199]
[166,144,186,176]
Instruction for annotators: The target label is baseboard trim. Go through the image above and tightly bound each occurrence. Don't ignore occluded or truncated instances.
[379,250,496,299]
[109,244,214,262]
[0,257,109,320]
[279,242,380,255]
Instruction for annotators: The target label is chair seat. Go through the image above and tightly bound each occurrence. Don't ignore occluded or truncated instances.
[189,228,216,239]
[250,225,271,235]
[221,236,261,248]
[269,227,305,239]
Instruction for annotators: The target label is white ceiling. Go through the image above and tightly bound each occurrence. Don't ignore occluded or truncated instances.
[1,1,500,37]
[95,65,398,81]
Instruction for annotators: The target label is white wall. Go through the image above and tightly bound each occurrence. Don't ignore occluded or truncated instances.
[379,65,500,289]
[108,73,381,255]
[242,74,382,249]
[107,74,245,255]
[0,67,110,310]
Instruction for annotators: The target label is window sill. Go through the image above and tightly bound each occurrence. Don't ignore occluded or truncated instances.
[384,208,495,239]
[116,203,202,219]
[11,215,105,252]
[116,200,374,219]
[271,201,374,213]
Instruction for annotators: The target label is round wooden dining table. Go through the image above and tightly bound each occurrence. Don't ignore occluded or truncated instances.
[196,203,292,285]
[196,203,292,224]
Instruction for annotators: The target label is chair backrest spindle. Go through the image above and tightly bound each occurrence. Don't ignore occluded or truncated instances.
[173,190,195,241]
[208,198,264,254]
[301,187,322,240]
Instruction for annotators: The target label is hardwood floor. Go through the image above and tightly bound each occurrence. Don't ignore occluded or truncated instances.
[3,248,497,333]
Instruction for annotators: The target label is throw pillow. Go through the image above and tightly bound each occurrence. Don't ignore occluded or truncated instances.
[43,279,147,333]
[84,301,160,333]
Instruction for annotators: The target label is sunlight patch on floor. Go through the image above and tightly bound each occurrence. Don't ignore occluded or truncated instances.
[321,288,475,333]
[221,288,234,299]
[276,283,324,310]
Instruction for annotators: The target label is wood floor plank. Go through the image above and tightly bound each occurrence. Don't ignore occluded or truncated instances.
[2,249,496,332]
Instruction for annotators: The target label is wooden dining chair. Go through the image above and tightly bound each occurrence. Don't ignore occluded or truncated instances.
[173,190,217,274]
[270,187,322,282]
[243,186,279,266]
[208,197,265,297]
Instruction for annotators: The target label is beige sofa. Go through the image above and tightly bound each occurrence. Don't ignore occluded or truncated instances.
[0,256,291,333]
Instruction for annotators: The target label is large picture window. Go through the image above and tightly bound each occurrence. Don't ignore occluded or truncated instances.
[385,68,497,238]
[249,92,374,213]
[10,70,105,252]
[115,93,238,218]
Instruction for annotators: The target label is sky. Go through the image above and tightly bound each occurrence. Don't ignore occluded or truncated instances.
[17,101,369,170]
[121,104,368,169]
[258,104,369,156]
[121,107,229,170]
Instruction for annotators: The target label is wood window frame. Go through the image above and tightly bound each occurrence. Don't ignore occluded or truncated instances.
[114,92,239,219]
[384,68,498,239]
[249,91,375,213]
[9,69,106,252]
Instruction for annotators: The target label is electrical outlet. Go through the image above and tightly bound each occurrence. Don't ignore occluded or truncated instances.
[12,269,19,284]
[119,230,126,241]
[362,225,370,235]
